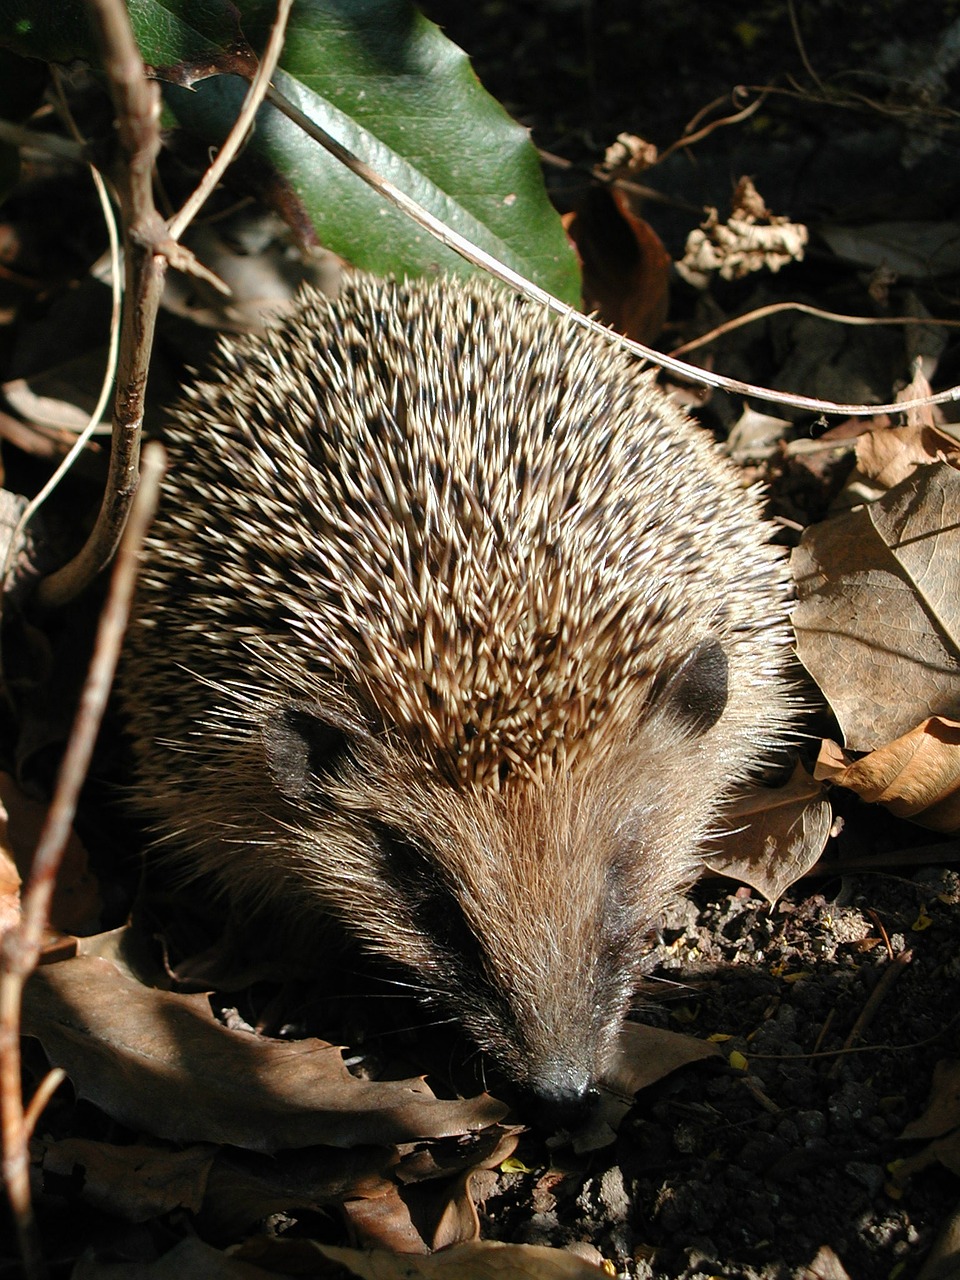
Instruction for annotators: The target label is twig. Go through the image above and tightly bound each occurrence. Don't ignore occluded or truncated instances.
[266,83,960,421]
[2,70,123,601]
[0,444,164,1280]
[669,300,960,359]
[36,0,165,610]
[168,0,293,243]
[827,949,913,1078]
[36,0,293,608]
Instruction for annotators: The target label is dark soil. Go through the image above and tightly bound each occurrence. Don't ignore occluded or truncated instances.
[478,866,960,1277]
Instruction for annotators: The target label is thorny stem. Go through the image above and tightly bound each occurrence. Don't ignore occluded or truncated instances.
[0,446,164,1279]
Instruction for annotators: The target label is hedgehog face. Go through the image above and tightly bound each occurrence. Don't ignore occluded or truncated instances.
[252,641,741,1112]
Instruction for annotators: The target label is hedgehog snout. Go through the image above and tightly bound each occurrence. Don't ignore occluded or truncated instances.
[519,1073,602,1131]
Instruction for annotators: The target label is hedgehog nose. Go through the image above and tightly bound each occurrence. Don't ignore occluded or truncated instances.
[522,1079,601,1130]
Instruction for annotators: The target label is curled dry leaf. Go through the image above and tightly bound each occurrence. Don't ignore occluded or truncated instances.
[792,461,960,753]
[702,765,832,904]
[23,948,507,1153]
[676,177,808,287]
[816,720,960,832]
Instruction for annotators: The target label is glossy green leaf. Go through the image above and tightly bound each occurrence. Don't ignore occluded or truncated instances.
[0,0,580,300]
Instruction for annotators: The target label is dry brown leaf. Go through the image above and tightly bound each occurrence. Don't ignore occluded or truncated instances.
[917,1197,960,1280]
[901,1060,960,1141]
[73,1236,281,1279]
[816,720,960,831]
[820,221,960,279]
[801,1244,853,1280]
[0,771,100,934]
[33,1138,216,1223]
[310,1239,608,1278]
[604,1020,720,1099]
[792,461,960,752]
[839,416,960,510]
[563,186,671,343]
[0,816,20,937]
[23,950,506,1152]
[702,764,832,903]
[343,1186,433,1254]
[201,1146,400,1240]
[893,1063,960,1187]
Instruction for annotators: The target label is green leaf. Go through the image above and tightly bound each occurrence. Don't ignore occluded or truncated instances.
[0,0,580,301]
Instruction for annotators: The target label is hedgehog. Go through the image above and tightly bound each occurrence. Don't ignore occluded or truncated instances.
[118,274,793,1122]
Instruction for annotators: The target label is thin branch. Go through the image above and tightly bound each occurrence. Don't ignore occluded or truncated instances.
[0,444,164,1280]
[36,0,293,608]
[266,84,960,421]
[669,301,960,359]
[168,0,293,243]
[3,72,123,600]
[36,0,165,610]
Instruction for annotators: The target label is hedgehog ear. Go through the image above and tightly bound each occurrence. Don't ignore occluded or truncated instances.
[657,637,729,736]
[262,707,350,800]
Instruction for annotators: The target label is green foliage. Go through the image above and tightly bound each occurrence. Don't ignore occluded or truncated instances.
[0,0,580,299]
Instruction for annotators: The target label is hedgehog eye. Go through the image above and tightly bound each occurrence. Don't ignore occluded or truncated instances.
[377,827,487,968]
[262,709,349,799]
[657,637,729,736]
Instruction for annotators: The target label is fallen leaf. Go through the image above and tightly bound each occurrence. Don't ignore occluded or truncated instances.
[563,186,670,343]
[72,1236,281,1278]
[816,720,960,832]
[837,416,960,510]
[23,950,506,1153]
[901,1060,960,1141]
[200,1145,399,1240]
[603,1020,720,1100]
[820,221,960,280]
[916,1195,960,1280]
[0,772,101,934]
[801,1244,853,1280]
[792,460,960,752]
[34,1138,215,1223]
[703,765,832,903]
[285,1238,609,1278]
[343,1186,433,1255]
